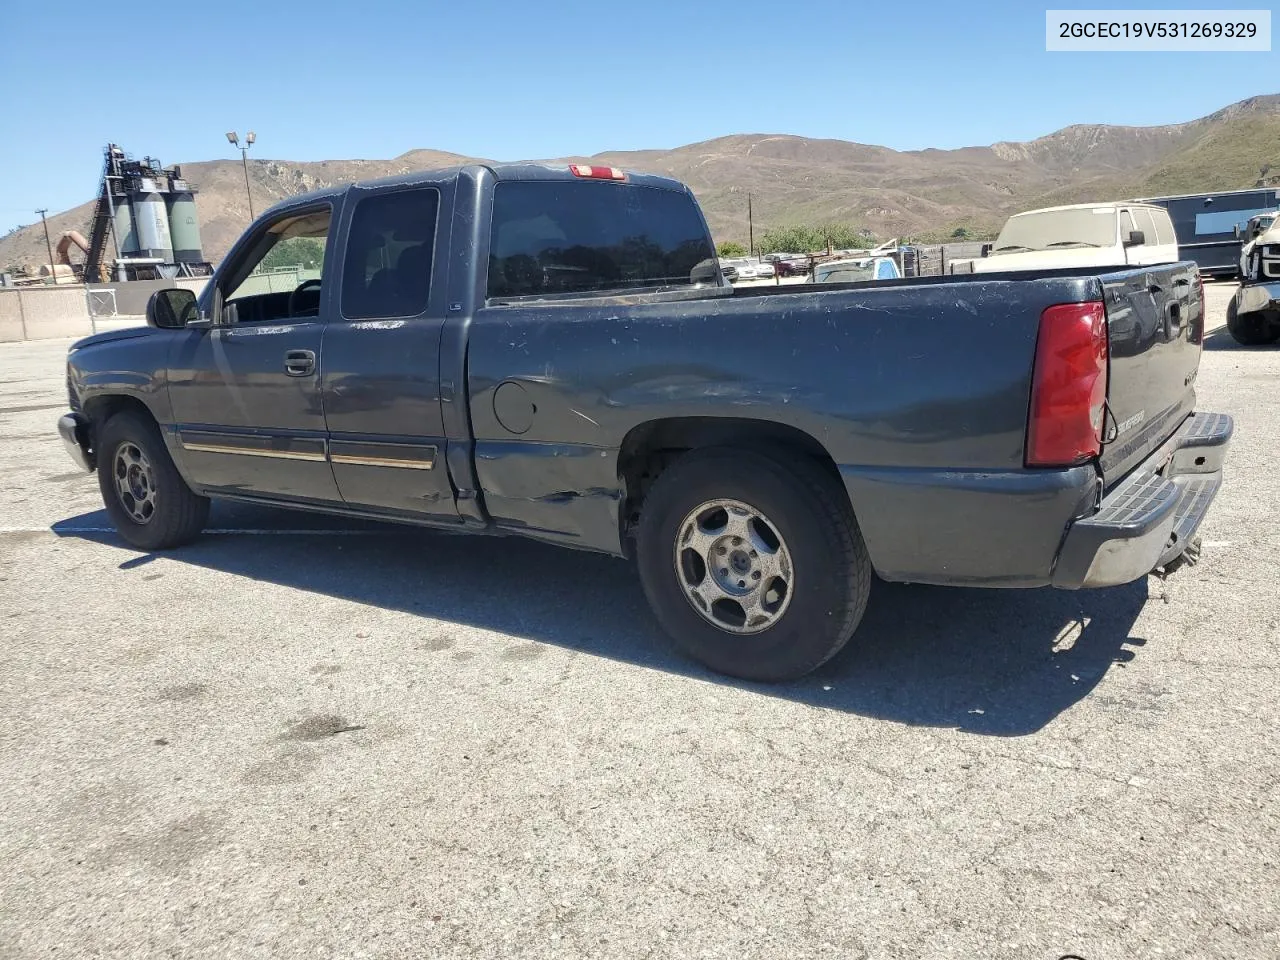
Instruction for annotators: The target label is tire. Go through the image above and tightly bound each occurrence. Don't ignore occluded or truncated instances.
[1226,294,1274,346]
[96,410,209,550]
[636,446,872,682]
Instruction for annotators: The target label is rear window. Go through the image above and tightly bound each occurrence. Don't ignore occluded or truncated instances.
[487,181,717,299]
[815,262,874,283]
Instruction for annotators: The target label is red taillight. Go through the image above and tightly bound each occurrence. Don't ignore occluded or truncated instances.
[1026,301,1109,467]
[569,164,626,181]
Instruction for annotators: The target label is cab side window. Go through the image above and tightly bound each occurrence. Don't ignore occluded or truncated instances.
[1134,209,1159,247]
[222,207,331,325]
[1120,210,1137,243]
[341,188,440,320]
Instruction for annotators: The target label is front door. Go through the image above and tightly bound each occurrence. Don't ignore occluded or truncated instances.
[167,202,341,503]
[319,181,458,520]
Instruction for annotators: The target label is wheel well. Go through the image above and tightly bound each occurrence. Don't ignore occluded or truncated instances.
[81,395,156,448]
[617,417,847,544]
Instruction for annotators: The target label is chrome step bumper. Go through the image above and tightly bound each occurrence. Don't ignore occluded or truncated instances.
[1051,411,1233,589]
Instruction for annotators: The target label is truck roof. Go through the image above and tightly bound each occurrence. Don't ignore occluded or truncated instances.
[1132,186,1280,203]
[1010,201,1167,216]
[259,162,692,220]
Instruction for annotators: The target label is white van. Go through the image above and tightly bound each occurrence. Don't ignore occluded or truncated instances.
[956,202,1178,275]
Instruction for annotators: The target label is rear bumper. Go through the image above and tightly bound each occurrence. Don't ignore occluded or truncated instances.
[1237,281,1280,315]
[57,412,95,473]
[1051,411,1233,589]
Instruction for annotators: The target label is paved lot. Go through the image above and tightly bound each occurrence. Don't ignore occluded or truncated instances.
[1,282,1276,959]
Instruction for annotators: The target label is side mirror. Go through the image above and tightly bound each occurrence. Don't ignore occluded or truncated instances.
[980,243,992,257]
[146,288,200,329]
[1123,230,1146,248]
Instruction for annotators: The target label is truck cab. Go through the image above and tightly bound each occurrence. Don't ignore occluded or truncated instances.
[954,202,1179,275]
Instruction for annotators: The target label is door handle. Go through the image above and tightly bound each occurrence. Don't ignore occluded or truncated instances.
[284,349,316,377]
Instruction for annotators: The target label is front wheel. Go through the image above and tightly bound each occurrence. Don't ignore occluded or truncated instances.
[636,447,872,682]
[96,410,210,550]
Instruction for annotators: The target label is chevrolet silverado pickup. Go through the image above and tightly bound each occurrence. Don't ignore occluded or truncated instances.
[57,163,1233,682]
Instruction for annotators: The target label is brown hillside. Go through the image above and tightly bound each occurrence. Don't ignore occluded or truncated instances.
[3,94,1279,271]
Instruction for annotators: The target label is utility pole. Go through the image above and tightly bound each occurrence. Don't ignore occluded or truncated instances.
[241,149,254,220]
[36,209,55,283]
[748,193,755,258]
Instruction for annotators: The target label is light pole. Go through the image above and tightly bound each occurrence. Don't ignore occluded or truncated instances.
[36,209,56,283]
[226,130,257,220]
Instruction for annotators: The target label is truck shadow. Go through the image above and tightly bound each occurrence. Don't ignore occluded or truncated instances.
[53,502,1149,738]
[1202,326,1280,351]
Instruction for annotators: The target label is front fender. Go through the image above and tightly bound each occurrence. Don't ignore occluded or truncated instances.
[69,334,175,426]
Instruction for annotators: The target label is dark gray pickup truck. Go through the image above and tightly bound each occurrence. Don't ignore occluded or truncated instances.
[57,163,1232,681]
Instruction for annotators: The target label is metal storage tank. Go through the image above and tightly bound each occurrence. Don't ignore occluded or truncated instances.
[131,179,173,261]
[166,186,203,263]
[112,197,139,255]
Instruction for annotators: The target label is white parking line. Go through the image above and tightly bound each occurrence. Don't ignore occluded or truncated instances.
[0,527,385,535]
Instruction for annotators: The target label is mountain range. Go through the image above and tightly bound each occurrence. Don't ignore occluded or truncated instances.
[4,93,1280,272]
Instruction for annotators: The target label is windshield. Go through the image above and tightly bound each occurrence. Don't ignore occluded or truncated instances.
[992,208,1118,253]
[814,262,874,283]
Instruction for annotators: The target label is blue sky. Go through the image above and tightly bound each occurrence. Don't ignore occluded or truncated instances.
[0,0,1273,227]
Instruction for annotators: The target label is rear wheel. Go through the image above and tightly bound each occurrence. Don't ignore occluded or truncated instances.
[636,446,872,682]
[96,410,209,550]
[1226,294,1276,346]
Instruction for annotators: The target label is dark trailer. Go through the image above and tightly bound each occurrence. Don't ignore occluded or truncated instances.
[1135,186,1280,278]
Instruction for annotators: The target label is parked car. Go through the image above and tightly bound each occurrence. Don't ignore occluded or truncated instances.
[754,260,776,279]
[1228,211,1280,345]
[718,258,755,281]
[808,256,900,283]
[774,256,811,277]
[954,202,1179,274]
[57,162,1230,682]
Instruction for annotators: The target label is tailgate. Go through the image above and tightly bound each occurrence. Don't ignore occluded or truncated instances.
[1097,262,1203,488]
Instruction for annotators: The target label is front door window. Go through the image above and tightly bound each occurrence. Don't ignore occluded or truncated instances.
[222,209,331,325]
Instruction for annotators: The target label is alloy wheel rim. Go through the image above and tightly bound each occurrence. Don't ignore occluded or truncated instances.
[673,498,794,635]
[112,441,157,524]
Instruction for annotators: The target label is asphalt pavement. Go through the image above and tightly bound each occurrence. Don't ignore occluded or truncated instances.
[0,280,1276,959]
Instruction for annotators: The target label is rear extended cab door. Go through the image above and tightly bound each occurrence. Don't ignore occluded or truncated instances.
[318,175,461,520]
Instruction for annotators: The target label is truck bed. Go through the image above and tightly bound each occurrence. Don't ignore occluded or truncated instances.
[466,260,1206,585]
